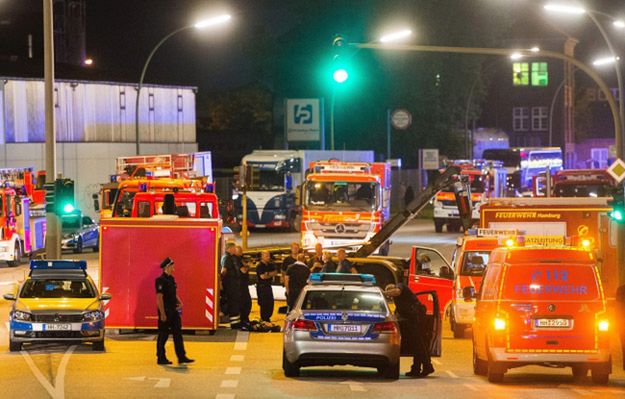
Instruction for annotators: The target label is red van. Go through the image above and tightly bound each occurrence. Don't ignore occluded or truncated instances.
[472,246,611,384]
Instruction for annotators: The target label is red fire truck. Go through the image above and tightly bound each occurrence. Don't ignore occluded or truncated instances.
[99,191,222,331]
[0,168,46,266]
[300,161,391,253]
[533,169,615,197]
[479,197,618,299]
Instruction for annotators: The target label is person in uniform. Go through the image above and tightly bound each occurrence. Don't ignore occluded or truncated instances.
[284,254,311,311]
[282,242,301,278]
[256,251,277,322]
[236,245,252,328]
[221,242,241,329]
[384,283,434,377]
[307,243,324,269]
[156,257,194,365]
[336,249,357,274]
[321,251,337,273]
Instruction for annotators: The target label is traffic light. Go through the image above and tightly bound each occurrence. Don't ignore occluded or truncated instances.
[331,34,350,84]
[55,178,75,214]
[44,182,56,213]
[609,184,625,223]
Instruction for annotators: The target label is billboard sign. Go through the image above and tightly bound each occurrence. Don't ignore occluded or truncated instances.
[286,98,321,142]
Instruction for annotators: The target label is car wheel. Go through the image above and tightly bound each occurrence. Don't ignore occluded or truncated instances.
[7,242,22,267]
[282,350,299,377]
[9,339,22,352]
[472,344,488,376]
[73,238,83,254]
[590,362,610,385]
[434,219,444,233]
[380,361,400,380]
[487,360,504,383]
[452,318,466,339]
[93,241,99,252]
[572,365,588,381]
[92,339,105,352]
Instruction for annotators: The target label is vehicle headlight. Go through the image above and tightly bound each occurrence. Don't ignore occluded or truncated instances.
[13,310,31,321]
[83,310,104,321]
[598,320,609,332]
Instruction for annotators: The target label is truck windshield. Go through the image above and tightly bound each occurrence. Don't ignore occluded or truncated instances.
[483,149,521,168]
[20,279,96,299]
[554,183,612,197]
[460,251,490,275]
[305,180,378,211]
[247,162,284,191]
[301,290,387,312]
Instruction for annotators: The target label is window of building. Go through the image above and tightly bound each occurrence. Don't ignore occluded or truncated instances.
[513,62,529,86]
[531,106,548,131]
[590,148,608,168]
[531,62,548,86]
[513,107,529,131]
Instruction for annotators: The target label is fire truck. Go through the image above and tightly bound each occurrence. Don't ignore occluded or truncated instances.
[533,169,615,197]
[300,160,391,253]
[100,152,213,218]
[0,168,46,266]
[433,161,506,233]
[100,190,222,332]
[479,197,618,299]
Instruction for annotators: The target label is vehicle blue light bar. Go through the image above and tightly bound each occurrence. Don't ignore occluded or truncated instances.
[30,260,87,270]
[308,273,376,285]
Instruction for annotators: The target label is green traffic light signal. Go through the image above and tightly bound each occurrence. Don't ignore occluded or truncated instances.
[63,203,75,214]
[609,184,625,223]
[333,68,349,83]
[610,208,624,222]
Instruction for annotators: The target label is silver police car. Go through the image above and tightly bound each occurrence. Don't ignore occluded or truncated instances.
[283,273,400,379]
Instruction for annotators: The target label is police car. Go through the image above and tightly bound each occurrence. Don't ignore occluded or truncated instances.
[3,260,111,352]
[283,273,400,379]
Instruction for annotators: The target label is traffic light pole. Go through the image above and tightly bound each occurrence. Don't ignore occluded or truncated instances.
[43,0,60,259]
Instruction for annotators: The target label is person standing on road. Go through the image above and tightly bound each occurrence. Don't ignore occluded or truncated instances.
[256,251,277,322]
[221,242,242,329]
[284,254,311,311]
[156,257,194,365]
[336,249,357,274]
[307,243,323,268]
[236,245,252,328]
[384,283,434,378]
[321,251,337,273]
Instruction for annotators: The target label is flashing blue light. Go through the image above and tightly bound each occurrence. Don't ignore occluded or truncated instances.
[309,273,376,285]
[30,260,87,270]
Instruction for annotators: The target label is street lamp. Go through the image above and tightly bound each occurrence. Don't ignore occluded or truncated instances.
[134,14,231,155]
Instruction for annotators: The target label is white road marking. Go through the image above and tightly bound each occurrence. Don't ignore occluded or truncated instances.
[462,384,479,392]
[4,322,9,331]
[571,389,595,396]
[340,380,367,392]
[220,380,239,388]
[127,376,147,382]
[225,367,242,375]
[149,377,171,388]
[229,355,245,362]
[432,358,442,365]
[233,331,249,351]
[21,345,76,399]
[445,370,459,378]
[215,394,235,399]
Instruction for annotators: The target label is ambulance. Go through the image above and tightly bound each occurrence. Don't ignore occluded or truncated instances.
[472,245,611,384]
[449,230,503,338]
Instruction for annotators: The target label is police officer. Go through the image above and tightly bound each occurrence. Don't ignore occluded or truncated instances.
[284,254,310,311]
[236,245,252,328]
[336,249,357,274]
[221,242,242,329]
[256,250,277,322]
[384,283,434,377]
[156,257,194,365]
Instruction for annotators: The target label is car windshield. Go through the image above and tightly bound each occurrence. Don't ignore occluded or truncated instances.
[301,290,387,312]
[554,183,612,198]
[61,215,81,229]
[460,251,490,275]
[20,279,96,299]
[305,180,378,211]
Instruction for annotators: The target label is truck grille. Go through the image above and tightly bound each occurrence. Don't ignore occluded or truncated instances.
[306,221,373,239]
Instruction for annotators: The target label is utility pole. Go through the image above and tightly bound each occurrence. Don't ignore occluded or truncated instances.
[44,0,60,259]
[563,38,578,168]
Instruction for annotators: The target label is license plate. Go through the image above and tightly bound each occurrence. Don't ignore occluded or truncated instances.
[45,324,71,331]
[329,324,362,333]
[534,318,571,329]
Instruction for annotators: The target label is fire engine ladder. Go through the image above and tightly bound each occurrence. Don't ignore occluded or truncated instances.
[353,166,462,258]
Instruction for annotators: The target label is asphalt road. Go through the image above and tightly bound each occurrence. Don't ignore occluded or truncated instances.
[0,219,623,398]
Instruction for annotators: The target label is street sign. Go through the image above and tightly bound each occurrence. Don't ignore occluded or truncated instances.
[391,109,412,130]
[419,149,439,170]
[286,98,321,142]
[607,158,625,183]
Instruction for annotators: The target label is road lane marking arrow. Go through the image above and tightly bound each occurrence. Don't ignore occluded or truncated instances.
[21,345,76,399]
[149,377,171,388]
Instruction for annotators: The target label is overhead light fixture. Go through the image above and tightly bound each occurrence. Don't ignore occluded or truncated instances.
[593,56,620,66]
[614,20,625,29]
[510,52,523,61]
[379,29,413,43]
[543,3,586,15]
[530,46,540,53]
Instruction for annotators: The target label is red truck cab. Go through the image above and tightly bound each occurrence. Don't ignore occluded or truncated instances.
[130,192,219,219]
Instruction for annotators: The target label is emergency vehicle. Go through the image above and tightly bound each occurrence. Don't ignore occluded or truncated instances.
[4,260,110,352]
[300,161,391,253]
[99,190,222,332]
[533,169,615,197]
[449,230,503,338]
[479,197,618,299]
[472,245,611,384]
[0,168,46,266]
[433,161,506,233]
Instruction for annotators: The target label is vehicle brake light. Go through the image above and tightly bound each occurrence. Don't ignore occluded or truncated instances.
[374,321,397,333]
[493,318,506,331]
[292,319,317,331]
[598,320,609,332]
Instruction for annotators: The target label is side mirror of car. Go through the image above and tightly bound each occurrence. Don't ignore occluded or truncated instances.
[99,293,112,301]
[3,293,16,301]
[462,286,476,302]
